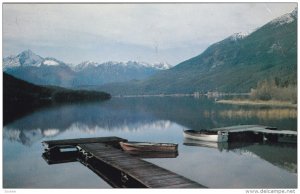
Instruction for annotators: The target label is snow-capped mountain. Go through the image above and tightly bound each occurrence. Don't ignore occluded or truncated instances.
[270,7,297,26]
[72,60,98,72]
[72,60,162,86]
[3,49,43,70]
[3,50,67,70]
[135,61,171,70]
[154,62,172,70]
[72,60,171,71]
[227,8,297,42]
[229,32,250,41]
[42,59,60,66]
[97,8,297,95]
[3,50,75,87]
[3,50,170,87]
[3,55,20,70]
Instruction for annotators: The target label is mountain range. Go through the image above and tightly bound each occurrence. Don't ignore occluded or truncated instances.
[3,50,171,87]
[96,8,297,95]
[3,8,297,95]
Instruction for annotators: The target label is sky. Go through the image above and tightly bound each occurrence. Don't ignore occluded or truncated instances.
[3,3,297,66]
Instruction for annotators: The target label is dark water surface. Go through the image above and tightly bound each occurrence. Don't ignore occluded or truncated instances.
[3,97,297,188]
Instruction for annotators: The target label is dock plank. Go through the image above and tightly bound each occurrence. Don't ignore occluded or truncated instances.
[78,143,205,188]
[210,125,297,135]
[42,136,126,148]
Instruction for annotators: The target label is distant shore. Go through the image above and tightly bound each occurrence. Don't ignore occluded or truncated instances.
[216,99,297,108]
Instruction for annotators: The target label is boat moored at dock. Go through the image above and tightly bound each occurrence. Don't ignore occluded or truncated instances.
[183,130,229,142]
[120,141,178,152]
[183,125,297,143]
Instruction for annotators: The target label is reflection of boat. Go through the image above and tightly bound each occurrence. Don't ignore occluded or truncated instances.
[123,150,178,158]
[183,138,229,151]
[120,141,178,152]
[183,129,228,142]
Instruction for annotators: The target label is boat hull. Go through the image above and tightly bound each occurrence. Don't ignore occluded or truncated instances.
[120,141,178,152]
[183,130,228,142]
[123,150,178,158]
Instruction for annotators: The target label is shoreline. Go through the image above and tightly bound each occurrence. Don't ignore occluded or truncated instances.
[216,99,297,108]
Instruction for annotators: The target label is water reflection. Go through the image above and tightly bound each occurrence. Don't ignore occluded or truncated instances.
[183,139,297,173]
[234,143,297,174]
[4,120,172,146]
[4,97,297,146]
[218,109,297,120]
[3,97,297,188]
[183,138,230,151]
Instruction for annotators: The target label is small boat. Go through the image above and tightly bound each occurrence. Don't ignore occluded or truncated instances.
[119,141,178,152]
[123,150,178,158]
[183,129,228,142]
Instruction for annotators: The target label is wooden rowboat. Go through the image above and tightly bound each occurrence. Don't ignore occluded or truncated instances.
[183,129,228,142]
[119,141,178,152]
[123,150,178,158]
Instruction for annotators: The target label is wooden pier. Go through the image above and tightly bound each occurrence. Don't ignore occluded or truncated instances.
[43,136,126,150]
[210,125,297,143]
[42,136,205,188]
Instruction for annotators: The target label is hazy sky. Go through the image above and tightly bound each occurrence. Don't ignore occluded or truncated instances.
[3,3,297,65]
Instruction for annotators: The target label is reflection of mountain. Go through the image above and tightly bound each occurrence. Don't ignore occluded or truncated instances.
[108,97,296,131]
[3,119,172,146]
[183,139,297,173]
[3,128,60,146]
[234,143,297,173]
[3,97,296,145]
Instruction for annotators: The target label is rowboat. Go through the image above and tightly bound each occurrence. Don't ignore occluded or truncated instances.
[119,141,178,152]
[183,129,228,142]
[123,150,178,158]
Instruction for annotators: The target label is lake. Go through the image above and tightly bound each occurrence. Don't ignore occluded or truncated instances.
[3,96,297,188]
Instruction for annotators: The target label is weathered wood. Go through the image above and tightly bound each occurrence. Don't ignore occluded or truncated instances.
[208,125,297,143]
[43,136,206,188]
[42,136,126,148]
[210,125,297,135]
[165,182,200,188]
[78,142,205,188]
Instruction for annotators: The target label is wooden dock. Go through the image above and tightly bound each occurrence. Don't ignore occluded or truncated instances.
[43,136,126,150]
[42,136,205,188]
[210,125,297,134]
[210,125,297,143]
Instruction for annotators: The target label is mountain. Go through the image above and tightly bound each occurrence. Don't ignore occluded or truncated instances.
[4,50,76,87]
[3,72,111,124]
[71,60,170,86]
[97,8,297,95]
[3,49,43,70]
[3,51,171,87]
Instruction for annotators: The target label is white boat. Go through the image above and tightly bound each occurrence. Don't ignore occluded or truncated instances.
[183,129,228,142]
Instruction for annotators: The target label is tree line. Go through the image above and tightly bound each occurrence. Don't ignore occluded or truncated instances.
[250,78,297,104]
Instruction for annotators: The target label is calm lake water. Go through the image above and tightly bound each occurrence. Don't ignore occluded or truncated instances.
[3,97,297,188]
